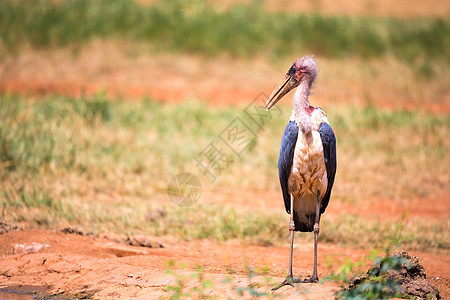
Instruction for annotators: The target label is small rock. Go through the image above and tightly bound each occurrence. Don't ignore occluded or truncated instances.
[61,227,95,237]
[0,222,21,235]
[61,227,84,235]
[123,236,164,248]
[14,242,50,254]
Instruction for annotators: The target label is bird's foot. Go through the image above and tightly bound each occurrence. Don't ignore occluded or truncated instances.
[271,275,302,291]
[302,275,319,283]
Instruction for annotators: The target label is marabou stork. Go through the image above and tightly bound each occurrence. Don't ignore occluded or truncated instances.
[265,56,337,290]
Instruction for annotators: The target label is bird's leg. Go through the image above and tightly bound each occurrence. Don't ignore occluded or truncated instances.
[287,203,295,279]
[303,190,320,283]
[272,194,301,291]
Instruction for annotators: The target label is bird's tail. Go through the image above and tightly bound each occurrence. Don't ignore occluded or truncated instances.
[293,211,316,232]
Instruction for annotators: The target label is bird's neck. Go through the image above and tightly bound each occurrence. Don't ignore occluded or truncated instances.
[292,81,312,135]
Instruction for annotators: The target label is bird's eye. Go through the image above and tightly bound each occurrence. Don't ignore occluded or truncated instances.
[288,67,296,75]
[299,67,307,73]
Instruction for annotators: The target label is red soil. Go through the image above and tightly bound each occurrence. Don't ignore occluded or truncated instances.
[0,228,448,299]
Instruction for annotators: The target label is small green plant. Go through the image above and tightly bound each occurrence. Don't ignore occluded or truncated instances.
[165,262,280,299]
[228,265,279,298]
[165,262,214,299]
[333,250,407,299]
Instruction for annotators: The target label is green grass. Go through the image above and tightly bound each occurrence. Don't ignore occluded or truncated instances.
[1,0,449,63]
[0,94,448,251]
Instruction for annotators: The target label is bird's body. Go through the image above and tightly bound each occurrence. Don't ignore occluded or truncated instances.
[289,108,330,231]
[265,56,337,290]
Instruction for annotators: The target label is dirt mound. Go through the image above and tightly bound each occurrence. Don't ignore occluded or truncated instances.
[392,250,440,299]
[350,250,440,299]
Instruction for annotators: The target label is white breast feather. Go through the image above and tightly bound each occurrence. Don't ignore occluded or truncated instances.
[289,108,329,216]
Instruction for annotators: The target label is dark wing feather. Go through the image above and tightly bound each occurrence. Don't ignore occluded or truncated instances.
[319,122,337,214]
[278,121,299,214]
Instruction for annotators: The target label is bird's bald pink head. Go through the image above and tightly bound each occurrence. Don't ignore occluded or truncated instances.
[290,56,318,84]
[265,55,318,111]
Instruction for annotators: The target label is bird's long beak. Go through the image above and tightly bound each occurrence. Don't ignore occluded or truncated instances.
[264,74,296,111]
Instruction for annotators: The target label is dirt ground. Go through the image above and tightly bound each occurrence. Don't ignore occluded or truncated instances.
[0,229,340,299]
[0,226,448,299]
[1,188,449,299]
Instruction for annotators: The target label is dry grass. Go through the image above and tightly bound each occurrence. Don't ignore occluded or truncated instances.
[0,94,448,251]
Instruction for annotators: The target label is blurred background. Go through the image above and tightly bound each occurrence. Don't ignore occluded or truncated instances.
[0,0,449,297]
